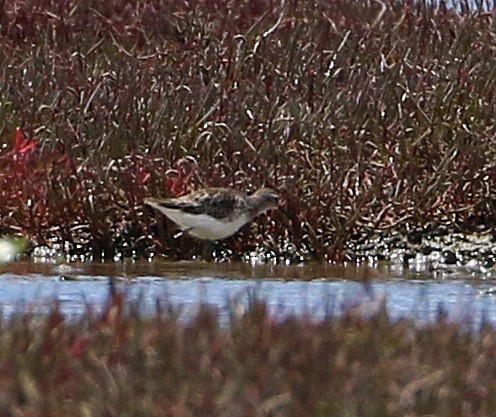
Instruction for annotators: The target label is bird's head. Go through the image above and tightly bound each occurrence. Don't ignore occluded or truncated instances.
[250,187,280,215]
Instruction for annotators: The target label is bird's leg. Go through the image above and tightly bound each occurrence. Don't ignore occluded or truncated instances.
[202,240,214,262]
[174,227,193,239]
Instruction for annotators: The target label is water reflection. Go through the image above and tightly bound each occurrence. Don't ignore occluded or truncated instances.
[0,261,496,330]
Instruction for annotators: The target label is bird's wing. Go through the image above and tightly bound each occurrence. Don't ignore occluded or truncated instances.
[178,188,248,219]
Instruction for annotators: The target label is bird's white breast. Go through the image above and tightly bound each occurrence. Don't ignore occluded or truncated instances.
[158,208,250,240]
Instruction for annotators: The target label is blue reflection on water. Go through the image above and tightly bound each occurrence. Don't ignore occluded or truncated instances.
[0,274,494,329]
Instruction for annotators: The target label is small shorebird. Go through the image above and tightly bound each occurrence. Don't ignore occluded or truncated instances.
[144,187,279,241]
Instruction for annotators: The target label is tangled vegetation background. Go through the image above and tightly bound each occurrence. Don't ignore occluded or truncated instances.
[0,0,495,262]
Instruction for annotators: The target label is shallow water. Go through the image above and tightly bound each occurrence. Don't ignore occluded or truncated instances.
[1,260,496,329]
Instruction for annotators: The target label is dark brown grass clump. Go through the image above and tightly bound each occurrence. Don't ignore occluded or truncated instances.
[0,292,496,416]
[0,0,495,261]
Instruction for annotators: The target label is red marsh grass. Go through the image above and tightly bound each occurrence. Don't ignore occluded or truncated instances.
[0,0,495,262]
[0,290,495,416]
